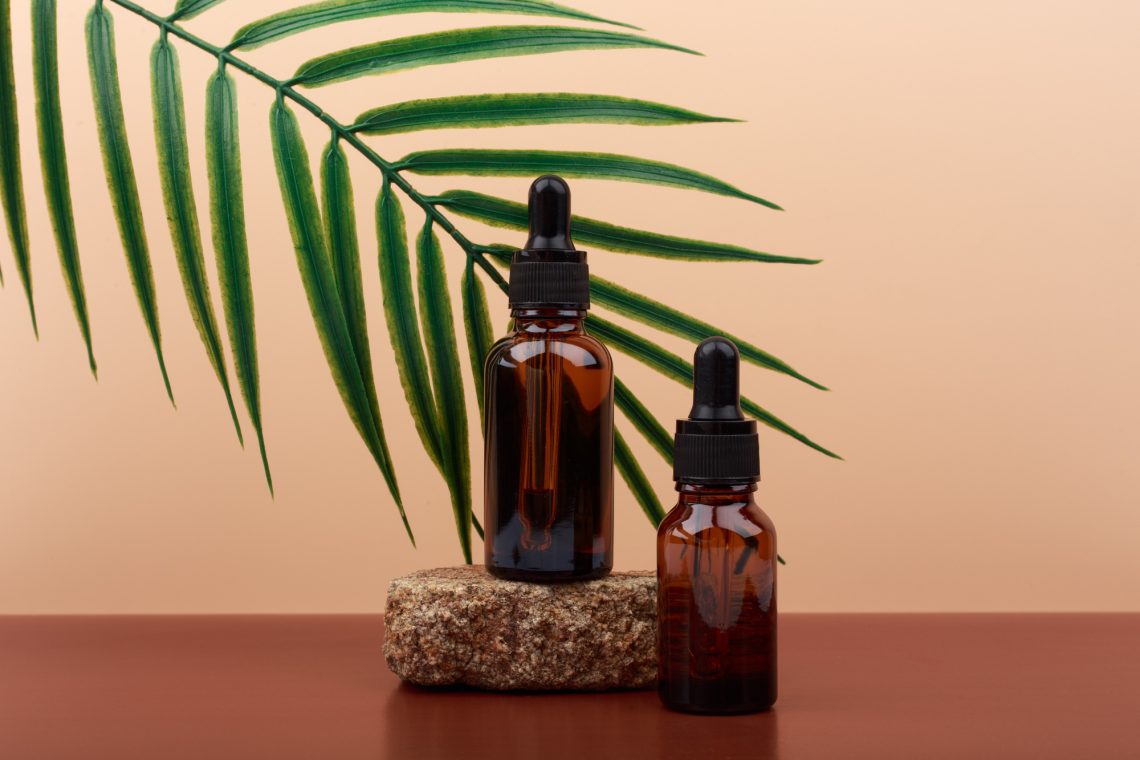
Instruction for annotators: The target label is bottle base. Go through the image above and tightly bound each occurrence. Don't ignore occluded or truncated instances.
[658,682,776,715]
[658,696,776,716]
[486,564,612,584]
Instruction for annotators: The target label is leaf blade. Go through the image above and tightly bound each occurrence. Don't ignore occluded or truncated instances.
[482,247,824,388]
[614,377,672,465]
[351,92,733,135]
[231,0,637,51]
[152,37,243,442]
[615,427,666,525]
[588,315,841,459]
[438,190,817,264]
[591,276,827,390]
[376,180,444,470]
[86,5,172,400]
[403,150,778,208]
[417,218,473,562]
[206,65,271,489]
[320,135,403,509]
[32,0,94,371]
[0,0,35,332]
[270,97,411,537]
[292,26,697,87]
[461,256,496,423]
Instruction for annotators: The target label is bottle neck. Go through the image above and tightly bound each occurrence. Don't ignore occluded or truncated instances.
[676,482,758,507]
[512,307,587,334]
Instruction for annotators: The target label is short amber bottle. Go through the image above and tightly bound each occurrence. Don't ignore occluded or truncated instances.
[657,338,777,714]
[483,176,614,582]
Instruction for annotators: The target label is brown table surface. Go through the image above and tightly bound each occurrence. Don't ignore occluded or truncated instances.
[0,614,1136,760]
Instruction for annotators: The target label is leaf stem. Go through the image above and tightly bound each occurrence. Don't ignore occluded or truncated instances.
[102,0,503,284]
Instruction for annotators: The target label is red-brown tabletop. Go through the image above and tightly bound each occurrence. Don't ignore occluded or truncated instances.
[0,614,1136,759]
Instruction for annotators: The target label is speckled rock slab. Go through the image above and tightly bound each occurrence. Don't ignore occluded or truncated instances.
[384,566,656,691]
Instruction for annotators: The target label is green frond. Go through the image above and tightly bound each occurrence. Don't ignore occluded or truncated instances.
[152,37,243,442]
[376,180,444,469]
[271,97,412,537]
[351,92,735,134]
[438,191,817,263]
[402,149,779,208]
[231,0,638,51]
[291,26,697,87]
[615,428,666,525]
[87,4,171,400]
[461,256,496,423]
[206,65,272,490]
[615,377,673,465]
[321,135,403,510]
[0,0,36,333]
[591,276,827,390]
[33,0,94,371]
[417,218,473,562]
[588,315,842,459]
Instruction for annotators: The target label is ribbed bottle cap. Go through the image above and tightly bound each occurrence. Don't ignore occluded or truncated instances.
[508,176,590,308]
[673,338,761,483]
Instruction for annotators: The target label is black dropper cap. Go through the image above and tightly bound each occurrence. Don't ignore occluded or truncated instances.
[508,176,590,309]
[673,338,761,484]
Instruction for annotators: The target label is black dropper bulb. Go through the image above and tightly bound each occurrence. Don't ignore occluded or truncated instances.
[690,338,745,421]
[509,175,589,308]
[673,337,760,483]
[524,175,574,252]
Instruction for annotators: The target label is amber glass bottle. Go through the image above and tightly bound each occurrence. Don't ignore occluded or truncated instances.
[657,338,777,714]
[484,176,614,583]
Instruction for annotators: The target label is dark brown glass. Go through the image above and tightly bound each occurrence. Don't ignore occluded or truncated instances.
[484,307,614,582]
[657,482,777,714]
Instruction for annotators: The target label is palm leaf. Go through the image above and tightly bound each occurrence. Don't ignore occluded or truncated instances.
[170,0,227,21]
[588,314,842,459]
[351,92,733,135]
[32,0,94,371]
[417,218,473,562]
[230,0,636,51]
[271,97,412,538]
[0,0,35,332]
[376,179,444,469]
[438,191,818,264]
[152,36,243,442]
[615,428,665,525]
[461,256,495,423]
[86,4,172,400]
[615,377,673,464]
[591,276,827,390]
[402,150,778,208]
[206,65,272,490]
[291,26,697,87]
[320,135,404,509]
[13,0,834,560]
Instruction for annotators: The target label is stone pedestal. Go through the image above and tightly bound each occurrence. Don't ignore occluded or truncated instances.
[384,566,656,691]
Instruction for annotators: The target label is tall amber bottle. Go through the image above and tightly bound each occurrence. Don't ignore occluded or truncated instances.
[484,176,614,582]
[657,338,777,714]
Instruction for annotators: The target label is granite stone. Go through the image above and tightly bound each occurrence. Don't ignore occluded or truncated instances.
[384,566,656,691]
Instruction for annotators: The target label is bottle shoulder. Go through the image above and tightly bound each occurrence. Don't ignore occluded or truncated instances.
[658,499,775,540]
[487,329,613,371]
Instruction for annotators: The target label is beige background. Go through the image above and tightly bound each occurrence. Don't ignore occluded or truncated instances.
[1,0,1138,612]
